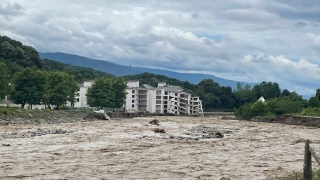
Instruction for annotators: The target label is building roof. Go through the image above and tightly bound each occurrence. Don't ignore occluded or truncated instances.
[142,84,155,89]
[160,86,184,92]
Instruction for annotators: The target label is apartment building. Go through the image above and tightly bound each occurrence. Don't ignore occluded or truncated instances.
[67,80,93,108]
[69,80,204,116]
[125,80,204,116]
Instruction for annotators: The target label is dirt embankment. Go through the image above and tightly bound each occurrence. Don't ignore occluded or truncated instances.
[275,115,320,128]
[0,110,150,126]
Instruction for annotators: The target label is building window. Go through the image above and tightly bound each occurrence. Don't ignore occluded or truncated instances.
[77,98,79,102]
[132,95,135,98]
[132,104,134,108]
[132,100,135,103]
[132,90,135,93]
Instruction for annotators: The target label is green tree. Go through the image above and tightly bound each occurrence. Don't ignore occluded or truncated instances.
[250,101,266,116]
[204,93,221,109]
[234,82,252,104]
[259,81,281,99]
[308,97,320,108]
[281,89,291,97]
[0,62,10,99]
[111,77,127,111]
[86,77,115,109]
[47,71,78,109]
[316,88,320,101]
[11,68,47,108]
[251,84,261,101]
[198,79,221,95]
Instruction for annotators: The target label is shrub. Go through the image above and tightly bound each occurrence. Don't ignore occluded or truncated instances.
[0,108,10,115]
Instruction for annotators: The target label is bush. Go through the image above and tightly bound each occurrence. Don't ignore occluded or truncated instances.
[0,107,10,115]
[264,111,276,118]
[301,107,320,116]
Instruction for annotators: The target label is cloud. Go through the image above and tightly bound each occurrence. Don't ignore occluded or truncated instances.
[0,2,23,18]
[0,0,319,95]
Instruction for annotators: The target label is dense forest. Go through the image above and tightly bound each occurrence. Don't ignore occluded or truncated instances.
[1,35,319,119]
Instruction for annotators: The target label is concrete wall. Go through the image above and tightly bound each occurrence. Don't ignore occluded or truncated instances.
[147,89,156,113]
[125,88,137,111]
[127,81,139,88]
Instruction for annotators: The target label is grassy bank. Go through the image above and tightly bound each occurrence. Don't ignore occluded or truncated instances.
[0,107,89,125]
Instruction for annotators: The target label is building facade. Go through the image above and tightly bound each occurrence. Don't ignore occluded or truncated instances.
[69,80,204,116]
[125,80,204,116]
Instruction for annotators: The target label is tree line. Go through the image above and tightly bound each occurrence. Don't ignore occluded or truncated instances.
[1,64,78,109]
[1,62,127,110]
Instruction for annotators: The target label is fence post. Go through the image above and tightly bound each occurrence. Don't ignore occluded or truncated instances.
[303,140,312,180]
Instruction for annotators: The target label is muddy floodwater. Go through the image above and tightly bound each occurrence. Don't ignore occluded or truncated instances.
[0,116,319,180]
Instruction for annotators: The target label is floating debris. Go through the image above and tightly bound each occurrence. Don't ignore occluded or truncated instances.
[149,119,160,125]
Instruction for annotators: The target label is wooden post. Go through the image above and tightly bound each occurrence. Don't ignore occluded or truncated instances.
[303,140,312,180]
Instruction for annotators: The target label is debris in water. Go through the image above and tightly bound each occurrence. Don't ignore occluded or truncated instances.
[152,128,166,133]
[149,119,160,125]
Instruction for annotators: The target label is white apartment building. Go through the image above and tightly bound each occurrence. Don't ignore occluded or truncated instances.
[125,80,204,116]
[68,80,204,116]
[67,80,93,108]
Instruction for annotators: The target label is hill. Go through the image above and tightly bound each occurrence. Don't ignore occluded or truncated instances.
[39,52,253,89]
[0,35,113,82]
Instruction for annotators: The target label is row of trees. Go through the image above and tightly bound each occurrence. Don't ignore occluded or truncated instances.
[0,63,78,108]
[1,63,78,109]
[235,89,320,119]
[1,62,127,110]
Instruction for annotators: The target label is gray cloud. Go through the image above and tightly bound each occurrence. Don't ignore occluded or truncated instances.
[0,0,319,95]
[0,2,23,18]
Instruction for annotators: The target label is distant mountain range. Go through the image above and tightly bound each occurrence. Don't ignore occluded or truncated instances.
[39,52,253,88]
[39,52,313,99]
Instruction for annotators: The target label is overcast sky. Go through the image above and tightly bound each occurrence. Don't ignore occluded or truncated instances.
[0,0,319,95]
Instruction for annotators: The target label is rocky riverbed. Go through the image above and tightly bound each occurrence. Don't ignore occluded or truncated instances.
[0,116,319,179]
[0,128,77,139]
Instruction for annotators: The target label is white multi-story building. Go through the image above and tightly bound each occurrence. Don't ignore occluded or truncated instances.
[67,80,94,108]
[125,80,204,116]
[68,80,204,116]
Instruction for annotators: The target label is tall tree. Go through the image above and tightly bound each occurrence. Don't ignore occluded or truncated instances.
[111,77,127,111]
[234,82,252,104]
[281,89,291,97]
[259,81,280,99]
[47,71,78,109]
[198,79,221,96]
[11,68,47,108]
[308,97,320,108]
[316,88,320,101]
[204,93,221,109]
[0,62,10,100]
[86,77,115,109]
